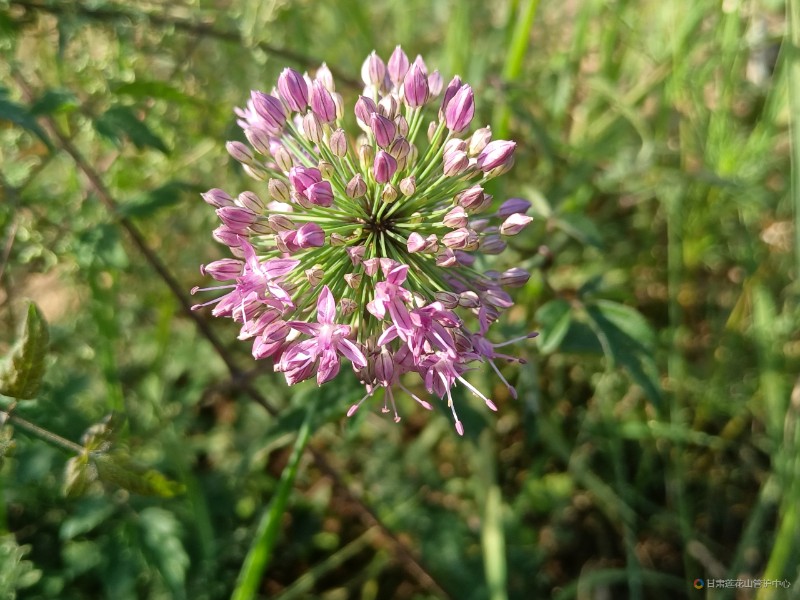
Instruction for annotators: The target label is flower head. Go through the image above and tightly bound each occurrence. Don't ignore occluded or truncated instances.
[192,47,533,435]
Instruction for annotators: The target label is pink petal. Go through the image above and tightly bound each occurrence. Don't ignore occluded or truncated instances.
[337,338,367,368]
[264,258,300,278]
[317,285,336,324]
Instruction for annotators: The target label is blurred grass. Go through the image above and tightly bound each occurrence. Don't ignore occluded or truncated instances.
[0,0,796,598]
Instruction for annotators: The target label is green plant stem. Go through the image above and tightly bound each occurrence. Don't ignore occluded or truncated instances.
[1,411,84,455]
[231,400,316,600]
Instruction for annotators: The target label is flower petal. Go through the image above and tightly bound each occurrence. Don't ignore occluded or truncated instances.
[317,285,336,324]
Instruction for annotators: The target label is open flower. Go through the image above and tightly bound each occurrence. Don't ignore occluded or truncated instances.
[192,46,534,435]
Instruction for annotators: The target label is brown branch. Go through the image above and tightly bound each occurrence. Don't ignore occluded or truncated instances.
[8,0,360,89]
[12,72,451,599]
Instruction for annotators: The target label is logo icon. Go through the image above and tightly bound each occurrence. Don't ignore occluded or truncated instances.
[694,579,705,590]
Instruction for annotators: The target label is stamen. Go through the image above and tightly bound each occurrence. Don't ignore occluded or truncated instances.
[347,389,373,417]
[489,360,517,400]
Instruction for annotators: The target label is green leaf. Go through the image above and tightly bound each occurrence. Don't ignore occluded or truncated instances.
[585,300,662,405]
[112,81,199,106]
[553,213,603,248]
[94,451,185,498]
[535,299,572,354]
[93,106,169,154]
[62,453,98,498]
[30,89,78,115]
[138,508,189,600]
[118,181,199,219]
[0,302,50,400]
[0,535,42,597]
[0,90,53,150]
[60,498,116,541]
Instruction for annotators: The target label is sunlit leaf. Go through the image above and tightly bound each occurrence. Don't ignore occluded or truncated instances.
[94,451,185,498]
[0,88,53,150]
[30,89,78,115]
[112,81,199,105]
[119,181,200,219]
[535,299,572,354]
[0,303,50,400]
[62,453,98,498]
[93,106,169,154]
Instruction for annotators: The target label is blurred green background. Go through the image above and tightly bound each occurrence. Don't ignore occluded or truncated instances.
[0,0,797,598]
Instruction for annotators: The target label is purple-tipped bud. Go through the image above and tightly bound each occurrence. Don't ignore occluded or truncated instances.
[329,128,348,157]
[267,214,295,232]
[289,166,322,195]
[212,225,242,247]
[436,248,457,267]
[445,84,475,133]
[459,291,480,308]
[442,228,477,250]
[403,63,429,108]
[456,185,485,210]
[201,258,243,281]
[399,175,416,196]
[273,145,294,172]
[434,291,460,309]
[226,141,255,164]
[443,150,469,177]
[237,191,265,213]
[251,91,288,132]
[202,188,235,208]
[413,55,428,75]
[310,80,337,124]
[469,126,492,155]
[296,223,325,248]
[375,350,395,386]
[306,265,324,286]
[346,174,367,198]
[477,140,516,172]
[316,63,335,92]
[497,197,532,217]
[268,179,290,203]
[407,232,426,253]
[373,151,397,183]
[217,206,257,232]
[428,70,443,97]
[354,96,378,127]
[302,111,323,144]
[500,267,531,287]
[370,113,396,148]
[481,235,507,254]
[440,76,463,116]
[306,181,334,207]
[500,213,533,236]
[277,68,309,112]
[388,137,410,160]
[443,206,468,228]
[394,114,409,137]
[388,46,410,86]
[378,94,399,120]
[361,51,386,87]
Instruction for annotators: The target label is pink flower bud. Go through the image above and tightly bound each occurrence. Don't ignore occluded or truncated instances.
[399,175,416,196]
[373,151,397,183]
[310,80,336,123]
[302,111,323,144]
[434,291,460,309]
[477,140,516,172]
[346,245,366,265]
[388,45,410,86]
[273,145,294,172]
[381,183,398,203]
[202,188,235,208]
[442,228,473,249]
[217,206,256,232]
[346,174,367,198]
[296,223,325,248]
[201,258,243,281]
[443,150,469,176]
[361,51,386,86]
[500,213,533,236]
[354,96,378,127]
[226,141,254,164]
[250,91,287,132]
[436,248,457,267]
[316,63,335,92]
[370,113,396,148]
[344,273,362,289]
[440,76,463,116]
[403,63,429,108]
[363,258,380,276]
[212,225,242,247]
[407,232,426,253]
[481,235,507,254]
[388,137,410,160]
[394,114,409,137]
[375,350,395,385]
[329,128,348,157]
[289,166,322,195]
[268,179,290,203]
[244,127,272,155]
[500,267,530,287]
[469,126,492,155]
[445,85,475,133]
[428,71,443,97]
[443,206,468,228]
[456,185,485,210]
[306,181,334,207]
[378,94,398,120]
[237,191,265,213]
[277,69,309,112]
[268,214,295,232]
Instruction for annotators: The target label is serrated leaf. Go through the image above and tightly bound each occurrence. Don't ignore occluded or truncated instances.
[585,301,662,405]
[535,299,572,354]
[93,106,169,154]
[554,213,603,247]
[138,508,188,600]
[0,303,50,400]
[119,181,199,219]
[94,451,185,498]
[0,91,53,150]
[63,453,98,498]
[30,89,78,115]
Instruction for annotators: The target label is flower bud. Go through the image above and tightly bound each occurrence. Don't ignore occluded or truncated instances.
[289,166,322,195]
[305,265,324,286]
[237,191,265,213]
[444,138,467,155]
[428,70,443,97]
[500,213,533,236]
[497,197,532,217]
[226,141,255,164]
[310,80,337,123]
[441,228,472,249]
[456,185,484,210]
[388,137,410,160]
[403,63,429,108]
[455,250,475,266]
[201,258,243,281]
[217,206,256,233]
[373,150,397,183]
[363,258,380,276]
[370,113,396,148]
[399,175,416,196]
[273,145,294,172]
[407,232,426,253]
[244,127,271,155]
[388,45,410,86]
[427,120,438,142]
[468,126,492,156]
[296,222,325,248]
[346,174,367,198]
[268,178,290,203]
[329,128,348,157]
[202,188,235,208]
[361,51,386,87]
[316,63,335,92]
[440,75,463,116]
[340,297,358,315]
[302,111,323,144]
[358,144,375,172]
[344,273,362,289]
[212,225,242,247]
[242,164,269,181]
[434,291,460,309]
[306,181,334,207]
[277,69,309,112]
[443,150,469,177]
[500,267,530,287]
[329,233,347,246]
[346,245,366,265]
[425,234,439,252]
[317,160,335,179]
[445,84,475,133]
[250,91,287,131]
[394,114,409,137]
[355,96,378,128]
[458,291,480,308]
[378,94,398,120]
[480,234,507,254]
[268,214,296,232]
[442,206,468,228]
[381,183,398,203]
[477,140,516,172]
[435,248,457,267]
[332,92,345,120]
